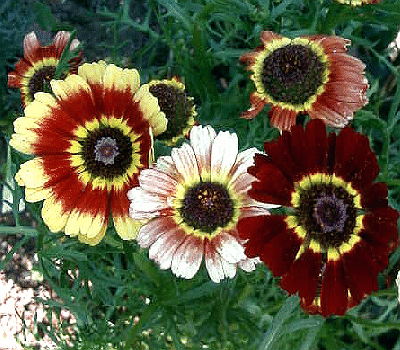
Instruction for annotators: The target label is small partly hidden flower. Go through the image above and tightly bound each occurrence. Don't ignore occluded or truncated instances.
[240,31,369,131]
[238,119,399,316]
[10,61,167,245]
[128,125,277,283]
[147,77,196,145]
[8,31,83,106]
[334,0,382,5]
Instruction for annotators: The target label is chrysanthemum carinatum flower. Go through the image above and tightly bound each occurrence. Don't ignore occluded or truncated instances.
[240,31,369,131]
[10,61,167,245]
[147,77,196,145]
[8,31,83,106]
[335,0,381,5]
[238,119,399,316]
[128,125,276,283]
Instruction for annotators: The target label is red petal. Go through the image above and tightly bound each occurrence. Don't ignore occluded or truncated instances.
[259,226,302,276]
[342,242,379,306]
[320,260,348,316]
[334,127,379,190]
[303,119,328,174]
[280,249,322,306]
[240,93,268,120]
[268,106,297,131]
[360,182,388,209]
[361,207,399,249]
[248,160,293,206]
[260,31,283,45]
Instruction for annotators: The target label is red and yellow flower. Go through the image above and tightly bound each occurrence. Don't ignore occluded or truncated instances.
[240,31,369,131]
[238,119,398,316]
[8,31,83,106]
[10,61,167,245]
[147,77,196,145]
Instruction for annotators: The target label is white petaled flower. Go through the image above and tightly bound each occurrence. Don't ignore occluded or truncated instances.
[128,125,278,283]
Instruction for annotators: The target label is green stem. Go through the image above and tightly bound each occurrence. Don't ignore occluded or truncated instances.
[0,226,37,236]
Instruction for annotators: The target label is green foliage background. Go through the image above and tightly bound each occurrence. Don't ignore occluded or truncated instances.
[1,0,400,349]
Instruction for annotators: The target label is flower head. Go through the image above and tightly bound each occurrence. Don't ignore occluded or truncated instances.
[238,119,398,316]
[240,31,368,131]
[147,77,196,145]
[10,61,167,245]
[128,125,276,283]
[8,31,83,106]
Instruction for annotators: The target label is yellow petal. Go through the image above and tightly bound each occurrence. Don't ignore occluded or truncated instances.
[15,158,48,187]
[78,225,106,246]
[64,209,80,237]
[78,60,107,85]
[114,216,144,240]
[25,92,57,120]
[42,197,69,233]
[9,133,36,154]
[135,84,167,137]
[104,64,140,93]
[50,74,91,100]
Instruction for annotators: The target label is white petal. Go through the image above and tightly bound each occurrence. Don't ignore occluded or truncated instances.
[228,147,258,184]
[238,257,260,272]
[204,240,225,283]
[212,233,246,264]
[171,236,203,279]
[220,259,237,279]
[128,187,170,220]
[137,217,176,248]
[189,125,216,178]
[156,230,187,270]
[211,131,238,182]
[138,168,178,196]
[171,143,200,183]
[149,228,186,269]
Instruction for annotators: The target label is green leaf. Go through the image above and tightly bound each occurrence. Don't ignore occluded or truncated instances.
[33,1,57,31]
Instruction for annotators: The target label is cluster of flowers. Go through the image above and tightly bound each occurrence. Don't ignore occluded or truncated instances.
[8,22,397,318]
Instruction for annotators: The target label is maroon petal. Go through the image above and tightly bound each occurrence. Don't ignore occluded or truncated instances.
[361,207,399,250]
[334,127,379,190]
[248,156,293,206]
[238,215,286,257]
[342,242,379,305]
[360,182,388,209]
[303,119,328,174]
[320,260,348,316]
[259,226,302,276]
[280,249,322,306]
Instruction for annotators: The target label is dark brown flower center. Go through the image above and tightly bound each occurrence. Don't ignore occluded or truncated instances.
[297,184,357,249]
[28,65,65,100]
[179,182,234,233]
[81,127,133,179]
[262,44,325,105]
[149,83,194,142]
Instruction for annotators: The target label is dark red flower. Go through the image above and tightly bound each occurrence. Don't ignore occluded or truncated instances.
[238,119,398,316]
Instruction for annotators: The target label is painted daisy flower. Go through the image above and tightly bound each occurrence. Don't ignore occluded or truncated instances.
[240,31,369,131]
[147,77,196,145]
[128,125,276,283]
[8,31,83,106]
[10,61,167,245]
[238,119,399,316]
